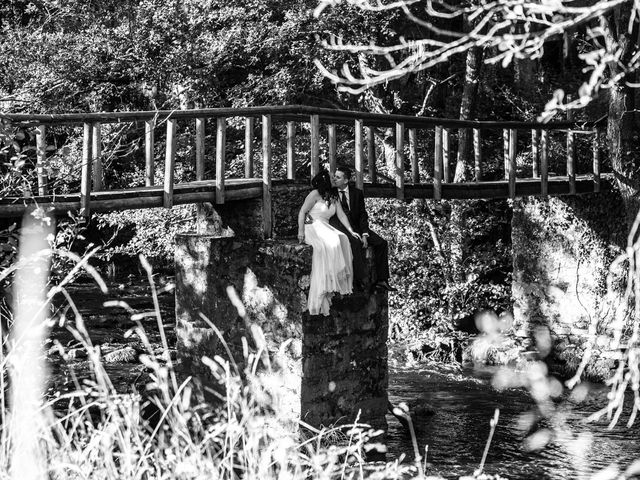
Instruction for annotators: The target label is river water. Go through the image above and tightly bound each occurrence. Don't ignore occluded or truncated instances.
[387,364,640,479]
[50,279,640,479]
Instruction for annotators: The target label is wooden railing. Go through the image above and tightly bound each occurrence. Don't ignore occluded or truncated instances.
[1,105,605,236]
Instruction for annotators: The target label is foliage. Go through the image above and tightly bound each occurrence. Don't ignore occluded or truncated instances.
[94,205,201,272]
[367,198,512,341]
[0,0,360,113]
[314,0,640,118]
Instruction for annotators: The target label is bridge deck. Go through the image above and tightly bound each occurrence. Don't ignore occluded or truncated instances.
[0,174,610,218]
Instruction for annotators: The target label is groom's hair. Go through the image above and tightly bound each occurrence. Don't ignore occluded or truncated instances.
[336,164,352,179]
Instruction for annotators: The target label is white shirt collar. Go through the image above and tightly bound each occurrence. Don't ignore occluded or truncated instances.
[338,185,349,193]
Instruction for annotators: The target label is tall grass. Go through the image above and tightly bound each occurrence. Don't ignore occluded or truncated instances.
[6,210,640,480]
[0,215,422,480]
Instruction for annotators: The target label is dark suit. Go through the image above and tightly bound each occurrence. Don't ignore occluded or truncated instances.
[330,184,389,284]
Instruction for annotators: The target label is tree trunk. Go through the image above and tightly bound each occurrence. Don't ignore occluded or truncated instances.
[608,83,640,229]
[604,10,640,230]
[449,45,483,285]
[454,45,482,182]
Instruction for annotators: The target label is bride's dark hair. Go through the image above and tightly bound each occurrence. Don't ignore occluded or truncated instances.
[311,169,336,204]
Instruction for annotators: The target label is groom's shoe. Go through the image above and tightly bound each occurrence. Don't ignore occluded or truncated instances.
[375,280,397,292]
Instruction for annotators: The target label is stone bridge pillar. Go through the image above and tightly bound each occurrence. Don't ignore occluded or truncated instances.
[511,191,626,378]
[174,233,388,431]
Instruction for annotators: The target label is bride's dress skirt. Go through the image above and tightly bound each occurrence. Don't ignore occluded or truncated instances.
[304,219,353,316]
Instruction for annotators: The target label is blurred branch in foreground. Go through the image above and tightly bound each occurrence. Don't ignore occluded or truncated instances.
[8,214,53,480]
[314,0,639,117]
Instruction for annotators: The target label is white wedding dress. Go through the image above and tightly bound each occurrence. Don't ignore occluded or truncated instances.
[304,199,353,315]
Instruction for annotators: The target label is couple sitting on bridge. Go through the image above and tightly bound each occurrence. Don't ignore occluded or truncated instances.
[297,164,396,316]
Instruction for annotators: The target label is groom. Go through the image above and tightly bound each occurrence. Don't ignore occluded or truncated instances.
[330,165,396,292]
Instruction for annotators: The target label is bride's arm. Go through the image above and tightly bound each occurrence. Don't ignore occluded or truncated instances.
[335,201,362,241]
[298,191,319,243]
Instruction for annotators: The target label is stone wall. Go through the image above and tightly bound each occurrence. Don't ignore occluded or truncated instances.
[511,189,627,379]
[175,234,388,430]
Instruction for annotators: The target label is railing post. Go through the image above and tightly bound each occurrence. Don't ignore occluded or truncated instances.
[80,122,93,219]
[442,128,450,183]
[145,119,155,187]
[567,130,575,195]
[473,128,482,182]
[503,128,509,180]
[593,129,601,193]
[328,123,337,174]
[35,125,47,196]
[262,114,273,238]
[216,117,226,204]
[566,99,576,194]
[245,117,254,178]
[434,126,443,201]
[540,129,549,197]
[310,114,320,178]
[367,126,377,183]
[163,118,177,208]
[92,122,102,191]
[195,118,205,181]
[395,122,405,200]
[409,128,419,184]
[509,128,517,199]
[355,119,364,190]
[531,130,540,178]
[287,121,296,180]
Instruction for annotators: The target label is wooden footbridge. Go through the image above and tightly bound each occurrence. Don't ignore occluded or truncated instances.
[0,105,607,236]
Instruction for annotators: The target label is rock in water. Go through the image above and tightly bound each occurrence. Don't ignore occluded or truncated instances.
[103,346,138,363]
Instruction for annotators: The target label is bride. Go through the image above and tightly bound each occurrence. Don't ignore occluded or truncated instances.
[297,169,361,316]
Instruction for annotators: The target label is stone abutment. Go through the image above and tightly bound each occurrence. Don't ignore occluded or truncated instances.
[174,185,388,431]
[511,189,628,379]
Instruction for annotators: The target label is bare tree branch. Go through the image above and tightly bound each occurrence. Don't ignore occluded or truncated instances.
[314,0,638,114]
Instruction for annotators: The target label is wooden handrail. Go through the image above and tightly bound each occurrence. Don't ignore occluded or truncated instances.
[0,105,599,130]
[1,105,609,219]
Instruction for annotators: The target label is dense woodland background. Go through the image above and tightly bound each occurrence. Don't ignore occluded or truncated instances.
[0,0,638,358]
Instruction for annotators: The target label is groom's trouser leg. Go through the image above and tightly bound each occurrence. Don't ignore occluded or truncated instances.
[367,230,389,282]
[348,235,367,282]
[339,232,365,282]
[332,222,366,282]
